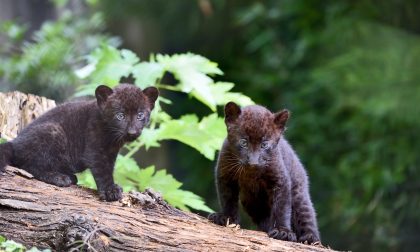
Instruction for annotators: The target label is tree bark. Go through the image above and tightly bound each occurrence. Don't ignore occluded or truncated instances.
[0,168,333,252]
[0,91,56,140]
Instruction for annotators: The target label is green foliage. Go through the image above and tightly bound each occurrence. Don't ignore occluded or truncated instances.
[148,114,226,160]
[76,47,252,109]
[75,46,139,90]
[0,0,253,215]
[194,1,420,251]
[76,45,253,212]
[77,155,213,212]
[0,5,119,100]
[0,235,50,252]
[100,0,420,251]
[0,2,253,215]
[303,18,420,250]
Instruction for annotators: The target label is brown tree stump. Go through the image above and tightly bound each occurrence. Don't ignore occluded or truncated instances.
[0,91,56,140]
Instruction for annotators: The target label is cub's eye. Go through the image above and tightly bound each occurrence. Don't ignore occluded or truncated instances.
[116,112,125,121]
[239,138,248,148]
[137,112,145,121]
[261,141,269,150]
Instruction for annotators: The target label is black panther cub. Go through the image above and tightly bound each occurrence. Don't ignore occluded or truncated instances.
[0,84,158,201]
[209,102,320,244]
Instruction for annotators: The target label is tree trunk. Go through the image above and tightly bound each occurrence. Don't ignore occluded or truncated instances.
[0,167,333,252]
[0,91,56,140]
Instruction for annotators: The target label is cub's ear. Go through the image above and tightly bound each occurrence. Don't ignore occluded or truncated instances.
[224,102,241,125]
[274,109,290,130]
[143,87,159,110]
[95,85,113,108]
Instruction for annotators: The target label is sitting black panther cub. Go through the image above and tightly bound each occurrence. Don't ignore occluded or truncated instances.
[0,84,158,201]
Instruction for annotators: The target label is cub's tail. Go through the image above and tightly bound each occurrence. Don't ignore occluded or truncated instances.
[0,142,13,173]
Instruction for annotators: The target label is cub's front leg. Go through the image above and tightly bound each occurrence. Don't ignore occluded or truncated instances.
[208,165,240,226]
[87,151,122,202]
[263,182,296,242]
[292,184,320,244]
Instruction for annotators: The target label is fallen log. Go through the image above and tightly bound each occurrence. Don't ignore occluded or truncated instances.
[0,167,333,251]
[0,91,335,251]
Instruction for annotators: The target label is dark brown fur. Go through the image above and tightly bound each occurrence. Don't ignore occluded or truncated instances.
[0,84,158,201]
[208,102,320,243]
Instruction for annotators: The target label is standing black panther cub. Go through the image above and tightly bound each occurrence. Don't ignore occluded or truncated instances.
[209,102,320,244]
[0,84,158,201]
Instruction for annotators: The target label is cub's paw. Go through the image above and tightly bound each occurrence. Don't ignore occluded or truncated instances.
[99,184,123,202]
[298,232,320,244]
[49,173,74,187]
[208,212,237,226]
[268,227,297,242]
[68,174,78,185]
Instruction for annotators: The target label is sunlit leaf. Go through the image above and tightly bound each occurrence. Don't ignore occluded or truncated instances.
[138,128,162,149]
[155,113,226,160]
[77,156,213,212]
[73,83,97,97]
[156,53,223,111]
[76,169,96,189]
[132,62,164,88]
[210,82,254,106]
[78,45,138,86]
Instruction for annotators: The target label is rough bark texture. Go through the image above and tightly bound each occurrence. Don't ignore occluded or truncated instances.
[0,168,333,252]
[0,91,56,140]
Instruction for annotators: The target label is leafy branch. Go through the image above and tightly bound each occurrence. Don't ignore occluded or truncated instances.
[75,45,253,212]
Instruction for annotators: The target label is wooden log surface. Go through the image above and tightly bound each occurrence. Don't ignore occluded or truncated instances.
[0,167,334,252]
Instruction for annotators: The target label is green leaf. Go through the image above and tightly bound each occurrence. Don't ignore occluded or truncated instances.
[136,165,155,188]
[164,189,214,212]
[76,45,139,86]
[156,53,223,111]
[0,236,49,252]
[0,240,26,252]
[114,156,213,212]
[76,154,214,212]
[76,170,97,189]
[74,61,96,79]
[132,62,164,89]
[73,83,97,97]
[210,82,254,106]
[138,128,162,149]
[1,21,27,41]
[155,114,226,160]
[113,155,142,191]
[149,96,172,124]
[157,53,222,76]
[135,166,213,212]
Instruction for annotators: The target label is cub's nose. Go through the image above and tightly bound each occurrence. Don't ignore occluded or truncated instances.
[248,153,260,166]
[128,129,137,136]
[127,129,140,139]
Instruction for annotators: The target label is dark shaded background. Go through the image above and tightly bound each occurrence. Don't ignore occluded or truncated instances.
[1,1,419,251]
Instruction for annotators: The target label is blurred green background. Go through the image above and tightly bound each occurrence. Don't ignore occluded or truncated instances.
[1,0,420,251]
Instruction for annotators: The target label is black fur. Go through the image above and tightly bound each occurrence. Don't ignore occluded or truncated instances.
[0,84,159,201]
[209,102,320,244]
